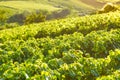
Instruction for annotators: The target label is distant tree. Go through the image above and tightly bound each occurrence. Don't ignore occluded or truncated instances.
[24,12,46,25]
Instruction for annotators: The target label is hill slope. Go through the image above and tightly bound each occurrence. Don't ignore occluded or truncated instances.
[0,1,59,11]
[0,0,95,27]
[0,11,120,79]
[81,0,105,8]
[0,0,94,12]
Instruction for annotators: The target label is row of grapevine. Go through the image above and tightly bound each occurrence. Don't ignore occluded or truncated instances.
[1,48,120,80]
[1,29,120,64]
[97,70,120,80]
[0,11,120,41]
[0,11,120,80]
[0,29,120,79]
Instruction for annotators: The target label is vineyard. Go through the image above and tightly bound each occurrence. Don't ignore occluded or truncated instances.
[0,11,120,80]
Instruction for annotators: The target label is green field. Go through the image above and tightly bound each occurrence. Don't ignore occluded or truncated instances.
[0,0,94,12]
[0,1,60,11]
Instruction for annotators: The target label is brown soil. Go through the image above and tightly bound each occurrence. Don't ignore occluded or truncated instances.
[80,0,106,8]
[116,1,120,4]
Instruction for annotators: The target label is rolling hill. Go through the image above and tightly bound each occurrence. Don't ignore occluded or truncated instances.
[0,1,120,79]
[0,0,94,13]
[0,0,96,27]
[0,10,120,79]
[0,0,119,25]
[0,0,119,13]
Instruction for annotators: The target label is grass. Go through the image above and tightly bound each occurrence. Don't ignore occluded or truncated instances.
[0,1,60,12]
[0,6,18,25]
[0,0,94,12]
[0,6,17,16]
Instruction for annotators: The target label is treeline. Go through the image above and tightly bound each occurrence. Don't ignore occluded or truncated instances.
[0,8,71,29]
[7,8,71,25]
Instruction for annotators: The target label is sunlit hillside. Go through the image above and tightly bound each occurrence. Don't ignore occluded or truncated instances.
[0,0,96,27]
[0,1,59,11]
[0,0,94,12]
[0,0,120,80]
